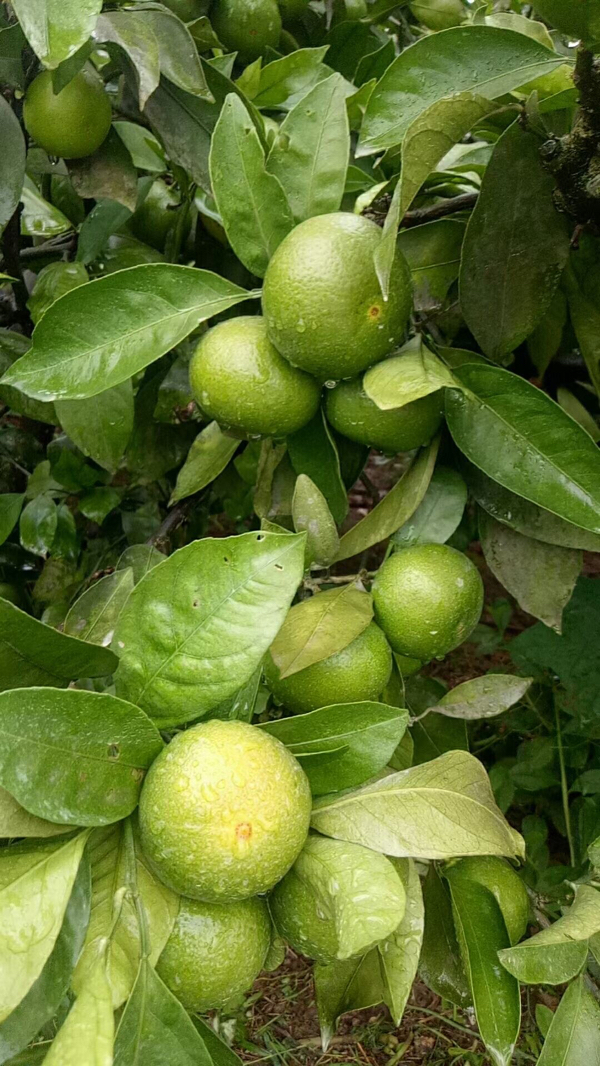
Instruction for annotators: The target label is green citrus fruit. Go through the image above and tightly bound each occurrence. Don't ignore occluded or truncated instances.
[271,837,406,963]
[264,621,393,715]
[211,0,282,63]
[129,179,184,253]
[278,0,309,20]
[325,378,443,453]
[189,316,321,439]
[372,544,483,661]
[532,0,600,43]
[409,0,467,30]
[262,213,412,381]
[24,69,112,160]
[139,720,311,902]
[445,857,530,946]
[157,896,271,1010]
[161,0,210,19]
[92,235,165,277]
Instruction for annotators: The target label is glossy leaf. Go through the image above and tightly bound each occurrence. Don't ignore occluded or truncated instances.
[411,713,468,766]
[64,569,134,646]
[268,583,373,679]
[378,859,424,1025]
[315,952,385,1050]
[0,854,90,1064]
[260,701,408,795]
[56,380,134,473]
[0,597,117,692]
[479,509,581,632]
[191,1019,244,1066]
[210,93,293,277]
[251,47,329,110]
[68,129,138,212]
[311,750,523,860]
[0,687,162,825]
[392,466,467,548]
[537,978,600,1066]
[10,0,101,68]
[0,787,68,840]
[2,266,257,402]
[557,387,600,442]
[114,530,305,725]
[364,340,455,410]
[336,437,439,562]
[292,474,339,569]
[0,495,23,548]
[499,884,600,985]
[436,674,532,721]
[0,98,26,238]
[445,363,600,535]
[94,11,160,109]
[20,177,72,238]
[267,73,349,225]
[27,262,88,325]
[447,876,520,1066]
[169,422,239,505]
[139,8,208,98]
[117,544,165,584]
[114,959,213,1066]
[563,237,600,397]
[113,123,166,172]
[460,122,570,362]
[145,78,215,193]
[287,411,348,526]
[420,865,471,1007]
[0,832,88,1023]
[359,26,563,155]
[43,960,114,1066]
[399,219,466,313]
[19,495,57,557]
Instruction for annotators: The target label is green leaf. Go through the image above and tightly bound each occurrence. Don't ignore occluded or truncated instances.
[113,123,166,173]
[0,495,23,547]
[460,122,571,362]
[292,474,340,569]
[363,340,455,410]
[445,363,600,535]
[210,93,293,277]
[557,388,600,442]
[0,787,68,839]
[336,437,439,562]
[0,598,117,691]
[436,674,533,721]
[314,952,385,1050]
[411,713,468,766]
[287,411,348,526]
[0,853,90,1064]
[0,687,162,825]
[64,569,134,646]
[169,421,239,505]
[10,0,101,68]
[145,78,215,193]
[420,865,471,1007]
[1,265,257,402]
[191,1018,244,1066]
[479,509,581,632]
[499,884,600,985]
[268,583,373,680]
[374,93,495,297]
[114,959,213,1066]
[537,977,600,1066]
[20,177,72,239]
[359,26,563,155]
[94,12,160,109]
[398,219,466,313]
[311,750,523,860]
[43,959,114,1066]
[378,859,424,1025]
[563,239,600,398]
[67,129,138,213]
[27,262,88,326]
[79,487,120,524]
[74,825,178,1009]
[0,832,89,1023]
[260,701,408,794]
[114,530,305,725]
[251,47,329,110]
[266,73,350,225]
[126,370,196,483]
[56,380,134,473]
[138,8,208,97]
[117,544,165,584]
[0,98,26,238]
[392,466,467,548]
[447,876,520,1066]
[19,495,57,557]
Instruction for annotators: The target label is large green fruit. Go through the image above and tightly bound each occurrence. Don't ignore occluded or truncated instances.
[157,896,271,1010]
[264,620,393,714]
[262,213,412,381]
[271,836,406,963]
[410,0,467,31]
[139,720,312,901]
[372,544,483,661]
[325,377,443,453]
[24,69,112,160]
[189,316,321,439]
[129,179,184,253]
[532,0,600,43]
[211,0,282,63]
[445,857,530,946]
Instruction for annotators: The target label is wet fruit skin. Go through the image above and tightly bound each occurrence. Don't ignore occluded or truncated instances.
[278,0,310,21]
[325,378,443,453]
[23,69,112,160]
[262,213,413,381]
[211,0,282,64]
[138,720,312,902]
[372,544,484,662]
[129,179,184,253]
[264,621,393,715]
[409,0,467,30]
[189,316,321,439]
[444,856,530,946]
[157,896,271,1010]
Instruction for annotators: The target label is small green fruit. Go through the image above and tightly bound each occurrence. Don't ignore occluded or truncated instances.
[24,69,112,160]
[129,179,185,253]
[211,0,282,63]
[157,896,271,1010]
[410,0,467,31]
[325,377,443,453]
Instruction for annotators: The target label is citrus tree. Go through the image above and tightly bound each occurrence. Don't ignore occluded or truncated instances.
[0,0,600,1064]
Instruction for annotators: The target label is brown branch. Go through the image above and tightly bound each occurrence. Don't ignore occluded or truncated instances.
[147,498,193,551]
[401,192,479,228]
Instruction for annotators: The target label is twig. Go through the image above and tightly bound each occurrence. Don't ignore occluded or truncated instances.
[147,498,193,549]
[20,237,76,261]
[401,192,479,228]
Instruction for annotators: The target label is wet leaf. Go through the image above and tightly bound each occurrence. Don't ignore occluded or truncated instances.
[292,474,339,569]
[44,958,113,1066]
[169,422,239,505]
[0,495,23,548]
[537,977,600,1066]
[64,569,134,646]
[94,11,160,109]
[10,0,101,68]
[268,583,373,680]
[314,952,385,1051]
[56,380,134,473]
[364,340,455,410]
[499,884,600,984]
[392,466,467,548]
[288,412,348,526]
[0,98,26,237]
[378,859,424,1025]
[436,674,533,720]
[420,865,471,1007]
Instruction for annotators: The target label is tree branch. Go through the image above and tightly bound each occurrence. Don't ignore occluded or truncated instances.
[401,192,479,228]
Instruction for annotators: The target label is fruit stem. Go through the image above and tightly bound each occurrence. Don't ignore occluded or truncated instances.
[123,816,151,960]
[554,694,576,868]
